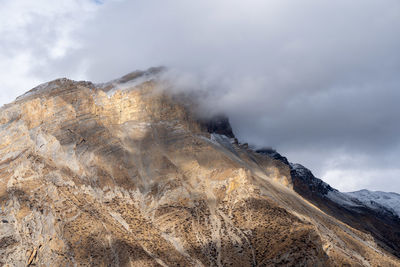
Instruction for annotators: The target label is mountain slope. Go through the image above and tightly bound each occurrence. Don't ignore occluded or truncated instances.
[257,149,400,259]
[0,68,399,266]
[291,164,400,258]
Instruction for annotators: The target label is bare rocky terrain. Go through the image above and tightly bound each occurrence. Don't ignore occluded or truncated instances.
[0,68,399,266]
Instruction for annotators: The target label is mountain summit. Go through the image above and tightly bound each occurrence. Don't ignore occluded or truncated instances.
[0,68,399,266]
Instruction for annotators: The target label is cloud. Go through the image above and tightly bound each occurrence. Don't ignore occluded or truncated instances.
[1,0,400,192]
[0,0,98,104]
[323,168,400,193]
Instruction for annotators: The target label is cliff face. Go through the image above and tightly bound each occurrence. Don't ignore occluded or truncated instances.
[0,69,399,266]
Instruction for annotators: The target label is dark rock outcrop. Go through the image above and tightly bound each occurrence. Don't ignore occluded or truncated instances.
[200,115,235,138]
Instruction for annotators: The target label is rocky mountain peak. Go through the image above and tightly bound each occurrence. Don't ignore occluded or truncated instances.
[0,69,399,266]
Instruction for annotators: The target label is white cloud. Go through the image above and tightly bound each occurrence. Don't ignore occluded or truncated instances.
[323,168,400,192]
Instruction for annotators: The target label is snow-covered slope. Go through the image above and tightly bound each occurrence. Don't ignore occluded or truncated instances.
[346,190,400,218]
[324,188,400,219]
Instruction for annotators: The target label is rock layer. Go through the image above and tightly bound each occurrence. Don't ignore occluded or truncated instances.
[0,69,399,266]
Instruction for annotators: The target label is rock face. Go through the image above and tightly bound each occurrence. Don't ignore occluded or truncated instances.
[0,68,399,266]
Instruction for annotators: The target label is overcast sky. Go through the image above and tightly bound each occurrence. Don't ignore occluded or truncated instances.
[1,0,400,192]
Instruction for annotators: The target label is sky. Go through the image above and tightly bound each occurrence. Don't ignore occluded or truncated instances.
[0,0,399,192]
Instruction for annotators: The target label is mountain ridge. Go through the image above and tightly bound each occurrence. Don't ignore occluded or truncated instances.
[0,68,399,266]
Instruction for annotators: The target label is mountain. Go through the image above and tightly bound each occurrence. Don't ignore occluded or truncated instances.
[0,68,399,266]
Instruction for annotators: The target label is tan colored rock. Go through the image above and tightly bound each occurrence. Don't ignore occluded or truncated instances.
[0,69,398,266]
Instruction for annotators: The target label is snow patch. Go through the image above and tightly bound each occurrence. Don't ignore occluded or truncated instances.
[105,74,155,97]
[98,68,164,98]
[326,191,362,208]
[346,190,400,218]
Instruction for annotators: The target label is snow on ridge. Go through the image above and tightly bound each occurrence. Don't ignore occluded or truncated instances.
[289,163,310,176]
[289,163,399,218]
[97,67,166,98]
[289,163,359,208]
[326,191,363,208]
[345,190,400,218]
[105,75,155,97]
[325,189,400,218]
